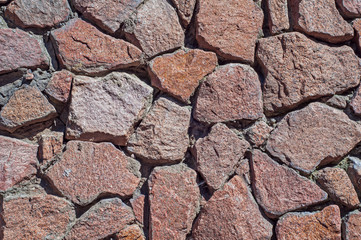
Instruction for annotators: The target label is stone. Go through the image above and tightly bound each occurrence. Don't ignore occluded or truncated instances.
[251,150,327,218]
[115,225,145,240]
[235,159,251,185]
[347,157,361,196]
[276,205,341,240]
[5,0,71,28]
[289,0,354,43]
[267,0,289,34]
[148,49,217,103]
[66,72,153,146]
[245,121,273,147]
[353,19,361,53]
[1,193,75,240]
[257,32,361,116]
[196,0,263,63]
[0,71,24,107]
[0,86,57,133]
[46,141,141,205]
[266,102,361,174]
[65,198,135,240]
[343,210,361,240]
[0,28,49,74]
[170,0,196,26]
[351,87,361,117]
[192,175,273,239]
[0,136,38,191]
[124,0,184,58]
[194,64,263,123]
[130,194,145,225]
[45,70,73,104]
[325,95,348,109]
[315,167,359,209]
[38,131,63,163]
[72,0,142,34]
[148,164,200,240]
[192,123,250,191]
[127,97,190,164]
[51,18,142,75]
[337,0,361,18]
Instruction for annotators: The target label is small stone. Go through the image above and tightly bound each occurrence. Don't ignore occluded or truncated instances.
[24,69,34,80]
[0,86,57,133]
[170,0,196,26]
[353,19,361,54]
[115,225,145,240]
[343,210,361,240]
[5,0,70,28]
[66,72,153,146]
[0,71,24,107]
[45,70,73,104]
[266,102,361,174]
[130,194,145,225]
[51,18,142,75]
[149,164,200,239]
[196,0,263,63]
[127,97,190,164]
[351,87,361,117]
[192,123,250,191]
[315,167,360,209]
[46,141,141,205]
[257,32,361,116]
[38,131,63,163]
[235,159,251,185]
[267,0,290,34]
[192,175,273,239]
[276,205,341,240]
[245,121,273,147]
[148,49,217,103]
[347,157,361,196]
[325,95,348,109]
[124,0,184,58]
[289,0,354,43]
[194,64,263,123]
[337,0,361,18]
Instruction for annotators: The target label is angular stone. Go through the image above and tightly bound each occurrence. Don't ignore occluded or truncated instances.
[46,141,141,205]
[148,49,217,103]
[196,0,263,63]
[347,157,361,195]
[251,150,327,218]
[257,32,361,116]
[170,0,196,26]
[235,159,251,185]
[149,164,200,240]
[353,19,361,53]
[337,0,361,18]
[38,131,63,163]
[192,175,273,239]
[266,102,361,174]
[124,0,184,58]
[115,225,145,240]
[51,19,142,75]
[73,0,142,34]
[316,167,359,209]
[289,0,354,43]
[245,121,273,147]
[0,71,23,107]
[130,194,145,225]
[5,0,70,28]
[325,95,348,109]
[65,198,135,240]
[45,70,73,104]
[66,72,153,146]
[192,123,250,191]
[194,64,263,123]
[127,97,190,164]
[343,210,361,240]
[276,205,341,240]
[1,193,75,240]
[0,86,57,133]
[0,28,49,74]
[267,0,289,34]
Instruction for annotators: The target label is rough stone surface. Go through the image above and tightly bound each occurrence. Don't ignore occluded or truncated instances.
[353,18,361,54]
[38,131,63,163]
[46,141,141,205]
[0,71,23,107]
[194,64,263,123]
[73,0,142,34]
[45,70,73,104]
[148,49,217,103]
[235,159,251,185]
[257,32,361,116]
[351,88,361,118]
[51,19,142,75]
[343,210,361,240]
[276,205,341,240]
[266,102,361,174]
[245,121,273,147]
[325,95,348,109]
[130,194,145,225]
[0,28,49,74]
[127,97,190,164]
[5,0,70,28]
[289,0,354,43]
[148,164,200,240]
[66,72,153,146]
[347,157,361,196]
[196,0,263,63]
[251,150,327,218]
[170,0,196,26]
[124,0,184,58]
[115,225,145,240]
[192,175,273,240]
[267,0,289,34]
[192,123,250,191]
[0,86,57,133]
[337,0,361,18]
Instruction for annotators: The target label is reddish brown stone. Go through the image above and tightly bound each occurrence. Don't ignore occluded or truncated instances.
[353,19,361,57]
[235,159,251,185]
[289,0,354,43]
[0,86,57,133]
[196,0,263,63]
[276,205,341,240]
[347,157,361,195]
[266,102,361,174]
[38,131,63,163]
[148,49,217,103]
[192,175,273,239]
[267,0,289,34]
[245,121,273,147]
[45,70,73,104]
[51,18,142,75]
[0,28,49,74]
[130,194,145,225]
[194,64,263,123]
[343,210,361,240]
[337,0,361,18]
[5,0,70,28]
[192,123,250,191]
[149,164,200,239]
[170,0,196,26]
[46,141,141,205]
[116,225,145,240]
[257,32,361,116]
